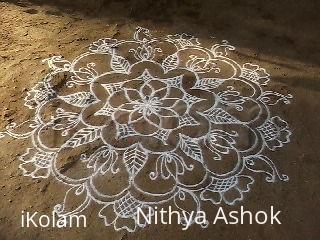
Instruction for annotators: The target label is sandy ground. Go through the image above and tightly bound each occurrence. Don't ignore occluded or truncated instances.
[0,0,319,239]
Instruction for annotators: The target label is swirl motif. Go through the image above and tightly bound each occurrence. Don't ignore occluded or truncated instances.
[0,27,293,232]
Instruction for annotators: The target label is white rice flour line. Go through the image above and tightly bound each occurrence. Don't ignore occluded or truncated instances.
[0,27,292,232]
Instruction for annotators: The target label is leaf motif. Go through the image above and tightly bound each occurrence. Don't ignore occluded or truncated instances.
[59,92,95,107]
[162,53,178,73]
[123,144,148,176]
[65,128,101,148]
[179,134,203,162]
[110,54,130,74]
[203,108,239,124]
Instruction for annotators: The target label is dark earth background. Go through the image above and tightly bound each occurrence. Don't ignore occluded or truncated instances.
[0,0,319,239]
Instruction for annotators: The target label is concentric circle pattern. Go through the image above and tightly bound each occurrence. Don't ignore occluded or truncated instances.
[0,27,292,232]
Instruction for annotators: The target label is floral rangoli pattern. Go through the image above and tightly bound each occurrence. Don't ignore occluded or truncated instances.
[0,27,293,232]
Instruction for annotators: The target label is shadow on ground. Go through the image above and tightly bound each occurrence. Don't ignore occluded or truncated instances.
[4,0,320,67]
[0,1,319,240]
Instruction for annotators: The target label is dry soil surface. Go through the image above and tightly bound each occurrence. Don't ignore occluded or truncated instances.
[0,1,319,240]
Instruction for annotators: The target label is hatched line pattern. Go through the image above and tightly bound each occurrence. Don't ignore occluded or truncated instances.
[258,120,279,141]
[240,69,259,82]
[210,177,237,192]
[114,193,141,217]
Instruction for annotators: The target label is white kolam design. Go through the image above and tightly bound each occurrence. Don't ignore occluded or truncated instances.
[0,27,293,232]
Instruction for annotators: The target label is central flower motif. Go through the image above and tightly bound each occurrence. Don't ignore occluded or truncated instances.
[82,63,207,152]
[134,96,162,115]
[112,71,182,128]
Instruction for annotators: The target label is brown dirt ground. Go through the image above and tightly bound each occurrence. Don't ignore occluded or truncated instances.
[0,0,319,239]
